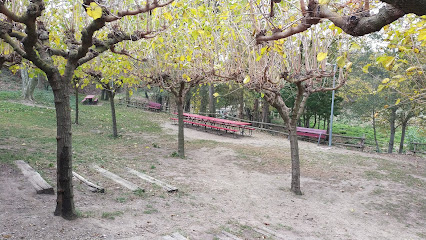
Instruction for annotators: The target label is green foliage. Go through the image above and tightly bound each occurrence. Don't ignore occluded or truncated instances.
[406,128,426,150]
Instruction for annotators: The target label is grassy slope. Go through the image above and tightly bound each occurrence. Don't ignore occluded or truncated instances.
[0,89,172,169]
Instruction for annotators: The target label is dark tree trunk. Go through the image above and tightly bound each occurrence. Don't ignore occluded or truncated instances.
[51,73,76,220]
[101,89,106,100]
[184,93,191,112]
[238,88,244,119]
[288,125,302,195]
[208,84,216,117]
[372,109,380,152]
[399,121,408,154]
[107,91,118,138]
[176,96,185,158]
[200,84,208,114]
[125,87,130,104]
[74,86,79,125]
[253,98,259,127]
[262,99,270,128]
[388,107,397,153]
[312,113,317,128]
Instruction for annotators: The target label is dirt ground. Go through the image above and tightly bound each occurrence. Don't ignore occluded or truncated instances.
[1,122,425,240]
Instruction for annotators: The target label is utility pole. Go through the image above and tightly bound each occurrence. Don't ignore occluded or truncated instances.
[329,64,337,147]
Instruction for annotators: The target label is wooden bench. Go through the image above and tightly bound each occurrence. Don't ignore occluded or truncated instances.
[148,102,162,111]
[296,127,327,145]
[171,118,238,134]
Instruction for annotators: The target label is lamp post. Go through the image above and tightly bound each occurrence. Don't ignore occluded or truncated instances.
[329,64,337,147]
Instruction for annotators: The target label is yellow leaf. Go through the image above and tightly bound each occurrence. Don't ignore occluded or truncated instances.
[213,92,219,97]
[384,104,389,109]
[261,93,265,98]
[318,0,330,4]
[395,98,401,105]
[164,12,173,21]
[86,2,103,20]
[413,48,420,53]
[243,75,250,84]
[336,56,345,68]
[350,43,361,50]
[179,55,185,61]
[186,55,192,62]
[362,64,371,73]
[382,78,390,84]
[256,54,262,62]
[317,52,327,62]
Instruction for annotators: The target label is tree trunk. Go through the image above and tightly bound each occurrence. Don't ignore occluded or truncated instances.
[208,84,216,117]
[238,88,244,119]
[200,84,208,114]
[176,96,185,158]
[372,109,380,152]
[74,85,79,125]
[51,73,76,220]
[108,91,118,138]
[288,125,302,195]
[388,107,397,153]
[184,92,191,112]
[399,121,408,154]
[125,86,130,104]
[253,98,259,127]
[312,113,317,128]
[21,68,37,102]
[101,89,106,100]
[262,99,270,128]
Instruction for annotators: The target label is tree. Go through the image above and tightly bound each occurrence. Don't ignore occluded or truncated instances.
[0,0,172,219]
[216,23,349,194]
[255,0,426,43]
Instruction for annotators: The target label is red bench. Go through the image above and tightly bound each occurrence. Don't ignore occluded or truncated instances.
[148,102,162,111]
[171,118,238,134]
[296,127,327,145]
[81,95,98,105]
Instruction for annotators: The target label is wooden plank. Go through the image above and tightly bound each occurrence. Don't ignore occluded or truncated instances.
[216,231,242,240]
[72,171,105,193]
[93,165,140,191]
[15,160,54,194]
[254,226,286,240]
[170,232,187,240]
[126,167,178,192]
[162,236,175,240]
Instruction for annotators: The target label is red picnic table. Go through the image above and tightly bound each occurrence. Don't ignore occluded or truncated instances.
[181,113,254,135]
[81,95,98,105]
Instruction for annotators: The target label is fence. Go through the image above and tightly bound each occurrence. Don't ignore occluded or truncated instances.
[223,115,365,151]
[412,142,426,155]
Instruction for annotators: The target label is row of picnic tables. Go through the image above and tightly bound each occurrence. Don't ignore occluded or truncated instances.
[172,113,254,136]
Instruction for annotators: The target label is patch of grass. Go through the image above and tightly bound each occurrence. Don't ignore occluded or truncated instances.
[150,165,156,170]
[152,142,160,148]
[170,151,180,157]
[101,211,123,220]
[116,197,127,203]
[143,204,159,214]
[76,210,95,218]
[133,188,146,197]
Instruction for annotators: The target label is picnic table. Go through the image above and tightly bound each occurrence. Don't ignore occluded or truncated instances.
[81,95,98,105]
[296,127,327,145]
[172,113,254,136]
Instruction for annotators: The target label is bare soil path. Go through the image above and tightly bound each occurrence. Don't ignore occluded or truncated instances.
[1,122,425,240]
